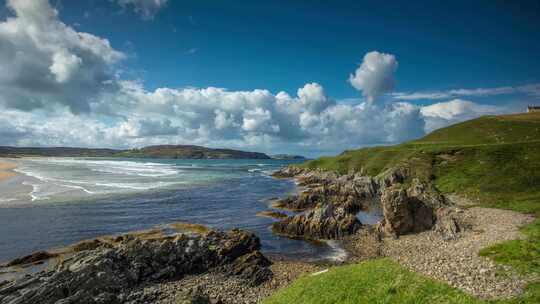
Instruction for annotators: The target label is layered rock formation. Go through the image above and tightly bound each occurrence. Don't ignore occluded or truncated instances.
[271,166,456,240]
[0,229,272,304]
[272,203,361,239]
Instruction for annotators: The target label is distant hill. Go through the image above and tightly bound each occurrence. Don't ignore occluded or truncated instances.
[0,146,120,158]
[0,145,270,159]
[115,145,270,159]
[270,154,307,160]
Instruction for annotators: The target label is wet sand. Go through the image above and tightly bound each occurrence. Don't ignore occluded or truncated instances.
[0,160,17,182]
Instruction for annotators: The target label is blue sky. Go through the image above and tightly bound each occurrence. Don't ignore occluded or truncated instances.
[38,0,540,98]
[0,0,539,156]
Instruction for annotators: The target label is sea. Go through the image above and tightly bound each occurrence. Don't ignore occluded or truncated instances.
[0,157,350,264]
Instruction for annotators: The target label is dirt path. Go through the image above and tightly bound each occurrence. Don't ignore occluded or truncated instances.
[381,207,535,298]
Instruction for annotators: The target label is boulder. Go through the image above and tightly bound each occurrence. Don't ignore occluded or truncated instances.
[227,251,272,286]
[434,207,471,240]
[381,185,440,236]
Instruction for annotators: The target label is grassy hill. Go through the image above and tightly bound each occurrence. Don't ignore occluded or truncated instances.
[267,112,540,304]
[300,112,540,215]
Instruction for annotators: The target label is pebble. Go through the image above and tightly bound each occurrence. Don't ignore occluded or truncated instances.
[380,207,535,299]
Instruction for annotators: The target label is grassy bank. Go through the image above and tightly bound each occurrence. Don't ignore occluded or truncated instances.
[264,259,481,304]
[274,113,540,303]
[300,112,540,214]
[263,259,540,304]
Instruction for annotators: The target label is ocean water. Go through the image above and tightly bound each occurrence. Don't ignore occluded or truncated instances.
[0,157,341,263]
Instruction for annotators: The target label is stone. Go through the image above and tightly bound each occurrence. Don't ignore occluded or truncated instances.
[5,251,58,267]
[0,229,272,304]
[176,286,211,304]
[272,203,361,239]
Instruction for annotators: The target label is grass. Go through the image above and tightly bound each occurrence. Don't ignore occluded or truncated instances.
[479,219,540,276]
[264,259,483,304]
[300,113,540,215]
[275,112,540,303]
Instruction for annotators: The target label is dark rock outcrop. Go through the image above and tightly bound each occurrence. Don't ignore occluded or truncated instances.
[227,250,272,286]
[272,203,362,239]
[0,229,272,304]
[5,251,58,267]
[271,166,450,240]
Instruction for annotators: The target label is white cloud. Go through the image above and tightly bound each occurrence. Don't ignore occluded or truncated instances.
[0,2,521,156]
[420,99,508,132]
[49,50,82,83]
[349,51,398,103]
[0,0,124,113]
[297,83,334,113]
[392,83,540,101]
[115,0,169,20]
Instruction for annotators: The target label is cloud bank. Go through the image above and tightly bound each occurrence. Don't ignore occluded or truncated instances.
[0,0,520,156]
[392,83,540,101]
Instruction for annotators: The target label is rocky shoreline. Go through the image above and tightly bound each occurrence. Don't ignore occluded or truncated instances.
[267,166,537,299]
[269,166,458,240]
[0,228,273,304]
[1,165,535,303]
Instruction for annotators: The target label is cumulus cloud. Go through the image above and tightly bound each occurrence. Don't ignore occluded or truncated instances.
[349,51,398,103]
[420,99,508,132]
[0,0,124,113]
[115,0,169,20]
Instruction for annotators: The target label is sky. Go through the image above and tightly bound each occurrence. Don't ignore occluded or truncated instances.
[0,0,539,157]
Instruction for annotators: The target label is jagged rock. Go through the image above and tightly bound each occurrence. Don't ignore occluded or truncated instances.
[227,251,272,286]
[380,184,439,236]
[406,178,446,209]
[272,203,361,239]
[0,229,272,304]
[5,251,58,267]
[271,166,306,178]
[434,207,472,240]
[378,167,409,189]
[271,166,449,240]
[272,170,378,213]
[71,239,112,252]
[272,193,320,211]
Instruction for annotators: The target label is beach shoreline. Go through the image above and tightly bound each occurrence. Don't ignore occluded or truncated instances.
[0,159,18,182]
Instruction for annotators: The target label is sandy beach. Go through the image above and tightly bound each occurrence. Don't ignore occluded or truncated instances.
[0,160,17,182]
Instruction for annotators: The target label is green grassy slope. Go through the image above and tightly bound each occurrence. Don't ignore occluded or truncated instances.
[264,259,482,304]
[264,259,540,304]
[300,112,540,214]
[270,112,540,304]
